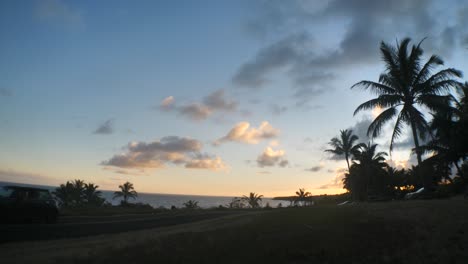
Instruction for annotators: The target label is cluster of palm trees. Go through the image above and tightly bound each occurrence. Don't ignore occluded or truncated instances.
[54,180,139,207]
[326,37,468,200]
[54,179,105,207]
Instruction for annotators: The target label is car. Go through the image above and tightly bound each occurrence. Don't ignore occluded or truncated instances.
[404,187,425,200]
[0,186,59,224]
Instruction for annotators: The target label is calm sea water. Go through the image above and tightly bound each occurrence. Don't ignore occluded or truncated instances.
[0,181,287,209]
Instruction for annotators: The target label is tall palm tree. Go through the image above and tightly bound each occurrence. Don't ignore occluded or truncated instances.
[113,181,138,204]
[325,129,364,170]
[294,188,311,206]
[242,192,263,208]
[352,38,462,165]
[417,83,468,179]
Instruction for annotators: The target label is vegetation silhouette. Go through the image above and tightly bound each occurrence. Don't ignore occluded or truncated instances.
[325,129,365,170]
[113,181,138,205]
[242,192,263,208]
[54,179,105,207]
[183,200,200,209]
[352,38,462,167]
[324,37,468,201]
[294,188,311,206]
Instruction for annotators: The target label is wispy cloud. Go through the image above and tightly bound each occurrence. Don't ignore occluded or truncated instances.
[305,165,324,172]
[0,88,12,97]
[215,121,279,145]
[35,0,85,30]
[317,167,347,189]
[0,169,60,185]
[93,119,114,135]
[159,89,238,121]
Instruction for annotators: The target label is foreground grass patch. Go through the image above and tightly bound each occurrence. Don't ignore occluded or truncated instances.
[62,199,468,264]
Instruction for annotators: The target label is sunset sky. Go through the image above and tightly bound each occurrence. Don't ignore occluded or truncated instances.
[1,0,468,196]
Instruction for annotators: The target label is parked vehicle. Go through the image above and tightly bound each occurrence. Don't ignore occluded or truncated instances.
[404,187,425,200]
[0,186,59,224]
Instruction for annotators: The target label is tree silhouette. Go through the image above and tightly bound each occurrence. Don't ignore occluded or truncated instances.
[228,197,245,208]
[242,192,263,208]
[113,181,138,204]
[84,183,104,206]
[183,200,200,209]
[54,180,104,207]
[352,38,462,166]
[294,188,311,206]
[325,129,364,170]
[347,143,388,200]
[417,83,468,179]
[53,181,75,207]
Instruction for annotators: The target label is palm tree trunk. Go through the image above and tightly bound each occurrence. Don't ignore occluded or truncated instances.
[345,153,350,171]
[409,120,422,165]
[410,119,432,191]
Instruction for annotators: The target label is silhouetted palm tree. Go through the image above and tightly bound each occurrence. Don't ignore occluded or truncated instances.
[352,38,462,165]
[183,200,199,209]
[325,129,364,170]
[418,83,468,178]
[53,181,75,206]
[242,192,263,208]
[113,181,138,204]
[349,143,388,200]
[294,188,311,206]
[84,183,104,206]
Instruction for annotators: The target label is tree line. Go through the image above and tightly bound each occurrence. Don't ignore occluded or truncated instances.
[326,37,468,201]
[53,180,138,207]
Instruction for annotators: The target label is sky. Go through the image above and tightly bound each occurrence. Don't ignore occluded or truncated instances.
[1,0,468,197]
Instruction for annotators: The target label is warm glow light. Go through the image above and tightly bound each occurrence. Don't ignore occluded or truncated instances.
[372,106,383,118]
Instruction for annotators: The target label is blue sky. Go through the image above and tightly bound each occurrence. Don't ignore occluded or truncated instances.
[1,0,468,196]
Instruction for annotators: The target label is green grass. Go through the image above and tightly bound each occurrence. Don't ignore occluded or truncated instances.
[61,199,468,264]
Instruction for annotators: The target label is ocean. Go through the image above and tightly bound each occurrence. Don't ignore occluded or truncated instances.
[0,181,287,209]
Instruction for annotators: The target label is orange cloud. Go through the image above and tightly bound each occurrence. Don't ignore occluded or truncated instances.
[257,147,289,167]
[215,121,279,145]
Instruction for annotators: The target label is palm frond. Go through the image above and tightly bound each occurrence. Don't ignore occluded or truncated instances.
[367,107,398,138]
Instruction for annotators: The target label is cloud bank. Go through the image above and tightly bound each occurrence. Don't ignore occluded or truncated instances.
[102,136,226,171]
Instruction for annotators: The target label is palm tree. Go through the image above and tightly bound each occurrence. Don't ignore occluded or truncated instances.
[113,181,138,204]
[84,183,104,206]
[242,192,263,208]
[325,129,364,170]
[418,83,468,178]
[183,200,200,209]
[350,143,388,200]
[71,179,85,204]
[294,188,311,206]
[53,181,75,206]
[352,38,462,165]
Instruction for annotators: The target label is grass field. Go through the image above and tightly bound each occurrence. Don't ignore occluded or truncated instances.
[53,198,468,264]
